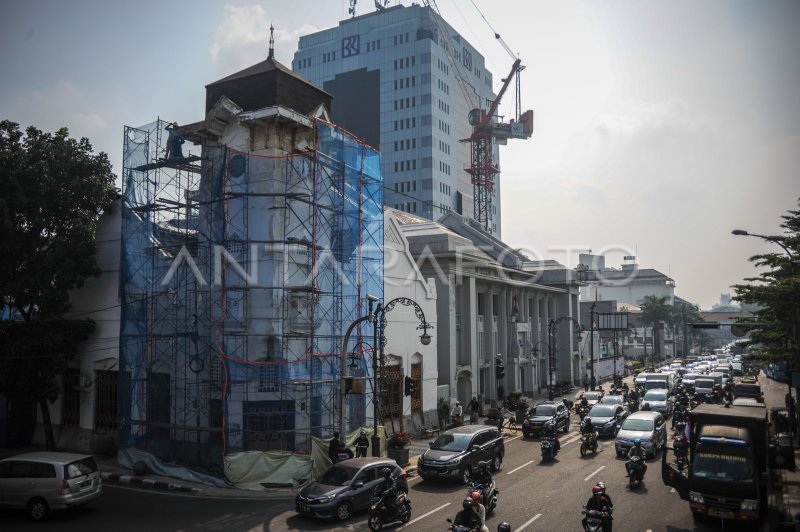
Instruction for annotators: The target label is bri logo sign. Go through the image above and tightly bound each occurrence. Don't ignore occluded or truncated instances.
[342,35,360,58]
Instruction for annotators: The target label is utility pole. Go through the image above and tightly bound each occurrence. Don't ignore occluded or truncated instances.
[589,302,596,391]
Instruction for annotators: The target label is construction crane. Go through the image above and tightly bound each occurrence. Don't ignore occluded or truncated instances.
[466,56,533,232]
[422,0,533,233]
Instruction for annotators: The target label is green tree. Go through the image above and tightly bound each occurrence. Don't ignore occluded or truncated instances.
[640,294,672,365]
[732,199,800,364]
[0,120,118,449]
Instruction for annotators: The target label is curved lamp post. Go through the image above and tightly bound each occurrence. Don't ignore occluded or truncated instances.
[732,229,796,260]
[340,296,433,455]
[547,316,583,400]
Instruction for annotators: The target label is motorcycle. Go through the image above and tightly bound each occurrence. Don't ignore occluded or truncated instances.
[579,432,598,457]
[576,404,590,420]
[627,455,646,489]
[541,435,558,462]
[583,508,612,532]
[446,518,478,532]
[368,490,411,531]
[468,480,498,513]
[673,434,689,471]
[627,398,639,414]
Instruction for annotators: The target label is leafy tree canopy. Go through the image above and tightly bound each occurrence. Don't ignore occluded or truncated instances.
[0,120,118,320]
[732,199,800,361]
[0,121,117,449]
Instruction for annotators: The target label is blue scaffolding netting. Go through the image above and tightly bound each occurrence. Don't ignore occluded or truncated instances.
[120,118,383,475]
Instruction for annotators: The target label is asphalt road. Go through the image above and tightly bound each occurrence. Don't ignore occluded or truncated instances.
[2,371,783,531]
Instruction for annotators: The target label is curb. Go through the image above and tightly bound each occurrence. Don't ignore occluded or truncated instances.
[101,472,204,494]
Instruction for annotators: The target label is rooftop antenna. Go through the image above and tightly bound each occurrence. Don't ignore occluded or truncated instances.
[268,24,275,59]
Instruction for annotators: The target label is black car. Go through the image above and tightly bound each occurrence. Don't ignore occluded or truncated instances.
[295,457,407,521]
[522,400,571,438]
[583,404,628,437]
[417,425,505,484]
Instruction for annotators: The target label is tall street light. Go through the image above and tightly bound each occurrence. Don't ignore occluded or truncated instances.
[732,229,797,260]
[732,227,799,442]
[369,297,433,456]
[548,316,583,400]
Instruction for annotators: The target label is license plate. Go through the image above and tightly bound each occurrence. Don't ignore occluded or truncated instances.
[709,508,733,519]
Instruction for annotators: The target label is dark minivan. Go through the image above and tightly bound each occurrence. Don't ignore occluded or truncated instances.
[417,425,504,484]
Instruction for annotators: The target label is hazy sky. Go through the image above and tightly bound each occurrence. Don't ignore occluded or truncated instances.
[2,0,798,310]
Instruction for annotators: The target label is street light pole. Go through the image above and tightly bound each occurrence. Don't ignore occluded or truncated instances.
[732,229,797,260]
[589,302,596,391]
[369,297,433,457]
[548,316,583,400]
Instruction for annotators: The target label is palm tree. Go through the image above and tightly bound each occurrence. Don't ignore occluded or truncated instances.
[640,295,672,366]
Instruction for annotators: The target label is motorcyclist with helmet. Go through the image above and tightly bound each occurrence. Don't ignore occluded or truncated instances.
[581,417,597,449]
[582,484,613,531]
[378,467,399,513]
[472,462,495,509]
[625,439,648,478]
[453,492,489,532]
[542,420,561,454]
[497,523,511,532]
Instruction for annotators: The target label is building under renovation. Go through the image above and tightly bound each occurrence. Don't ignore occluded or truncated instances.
[120,45,383,476]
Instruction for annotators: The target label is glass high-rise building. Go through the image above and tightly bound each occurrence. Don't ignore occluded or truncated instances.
[293,3,503,236]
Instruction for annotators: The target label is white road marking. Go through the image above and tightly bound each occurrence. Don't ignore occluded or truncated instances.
[584,465,605,481]
[401,502,450,528]
[603,440,616,446]
[562,435,582,446]
[516,513,543,531]
[507,459,536,475]
[506,434,522,443]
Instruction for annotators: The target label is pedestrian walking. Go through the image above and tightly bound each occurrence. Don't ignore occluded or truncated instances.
[328,431,341,464]
[354,430,369,457]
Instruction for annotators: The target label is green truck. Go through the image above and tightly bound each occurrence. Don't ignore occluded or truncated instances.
[662,403,792,524]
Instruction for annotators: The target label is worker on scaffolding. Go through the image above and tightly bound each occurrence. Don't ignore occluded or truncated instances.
[165,122,185,161]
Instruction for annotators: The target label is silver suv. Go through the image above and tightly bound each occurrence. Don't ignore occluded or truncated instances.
[0,452,102,520]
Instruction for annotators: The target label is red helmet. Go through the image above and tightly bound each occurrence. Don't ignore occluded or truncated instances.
[592,485,603,495]
[470,491,481,502]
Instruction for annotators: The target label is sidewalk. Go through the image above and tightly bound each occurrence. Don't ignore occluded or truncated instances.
[0,379,612,499]
[770,440,800,531]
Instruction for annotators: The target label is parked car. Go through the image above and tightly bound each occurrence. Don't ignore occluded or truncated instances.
[522,400,571,438]
[615,411,667,458]
[295,457,407,521]
[641,389,673,418]
[584,404,628,437]
[417,425,504,484]
[0,452,102,521]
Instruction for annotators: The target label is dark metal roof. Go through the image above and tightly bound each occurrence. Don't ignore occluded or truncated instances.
[207,54,329,96]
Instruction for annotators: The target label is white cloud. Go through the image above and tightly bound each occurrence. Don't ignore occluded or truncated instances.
[209,4,320,74]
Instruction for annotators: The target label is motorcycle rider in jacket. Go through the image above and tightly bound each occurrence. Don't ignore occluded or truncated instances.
[582,485,613,532]
[472,462,493,506]
[543,422,560,454]
[625,439,647,477]
[378,467,399,513]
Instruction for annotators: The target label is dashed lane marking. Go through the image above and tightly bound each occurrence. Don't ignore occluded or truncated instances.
[584,465,605,481]
[507,459,536,475]
[516,513,543,531]
[401,502,450,528]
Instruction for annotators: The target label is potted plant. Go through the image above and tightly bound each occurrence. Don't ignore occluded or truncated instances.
[387,431,412,466]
